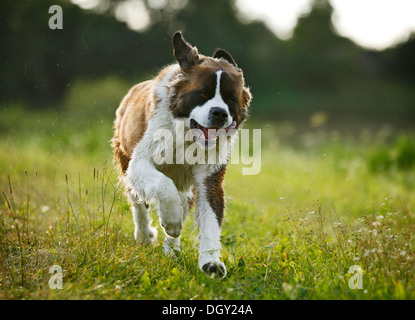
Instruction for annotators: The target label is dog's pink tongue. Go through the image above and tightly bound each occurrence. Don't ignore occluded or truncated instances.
[197,122,236,141]
[225,121,237,130]
[202,127,218,141]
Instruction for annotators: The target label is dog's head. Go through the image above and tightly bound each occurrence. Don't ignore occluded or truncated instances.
[170,31,252,148]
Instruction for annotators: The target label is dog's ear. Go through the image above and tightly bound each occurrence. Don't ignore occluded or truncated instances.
[213,49,237,67]
[239,86,252,124]
[173,31,201,73]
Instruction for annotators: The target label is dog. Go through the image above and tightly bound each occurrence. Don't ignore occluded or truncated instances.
[112,31,252,277]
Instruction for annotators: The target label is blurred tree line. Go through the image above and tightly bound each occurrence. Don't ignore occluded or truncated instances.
[1,0,414,123]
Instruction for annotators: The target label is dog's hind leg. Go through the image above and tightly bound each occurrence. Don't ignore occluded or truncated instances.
[130,193,157,245]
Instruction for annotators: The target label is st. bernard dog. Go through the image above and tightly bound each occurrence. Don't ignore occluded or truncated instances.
[112,31,252,278]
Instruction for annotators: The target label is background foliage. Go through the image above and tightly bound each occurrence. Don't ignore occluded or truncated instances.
[1,0,415,125]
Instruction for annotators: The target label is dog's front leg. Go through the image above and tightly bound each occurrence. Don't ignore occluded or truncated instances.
[194,165,227,278]
[126,158,183,238]
[163,191,191,256]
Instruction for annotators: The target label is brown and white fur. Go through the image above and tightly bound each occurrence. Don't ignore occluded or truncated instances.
[112,32,252,278]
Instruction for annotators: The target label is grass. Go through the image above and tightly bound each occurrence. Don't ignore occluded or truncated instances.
[0,101,414,300]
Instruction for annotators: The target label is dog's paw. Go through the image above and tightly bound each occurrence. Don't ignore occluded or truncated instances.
[201,261,227,279]
[160,220,182,238]
[134,226,157,245]
[159,202,183,238]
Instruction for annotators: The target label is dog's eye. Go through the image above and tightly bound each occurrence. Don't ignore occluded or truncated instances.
[199,92,208,99]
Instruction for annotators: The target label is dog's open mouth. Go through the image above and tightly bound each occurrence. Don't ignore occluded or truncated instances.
[190,119,237,143]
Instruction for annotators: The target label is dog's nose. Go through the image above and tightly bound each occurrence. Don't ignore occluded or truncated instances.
[209,107,228,127]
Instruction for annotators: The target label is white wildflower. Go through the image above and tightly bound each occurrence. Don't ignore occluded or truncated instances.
[364,248,377,257]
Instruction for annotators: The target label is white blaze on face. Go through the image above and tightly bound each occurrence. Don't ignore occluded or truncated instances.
[189,70,233,129]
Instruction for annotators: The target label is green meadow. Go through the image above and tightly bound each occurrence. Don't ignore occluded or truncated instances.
[0,79,414,300]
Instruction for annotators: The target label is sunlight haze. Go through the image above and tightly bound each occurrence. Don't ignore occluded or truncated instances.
[71,0,415,50]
